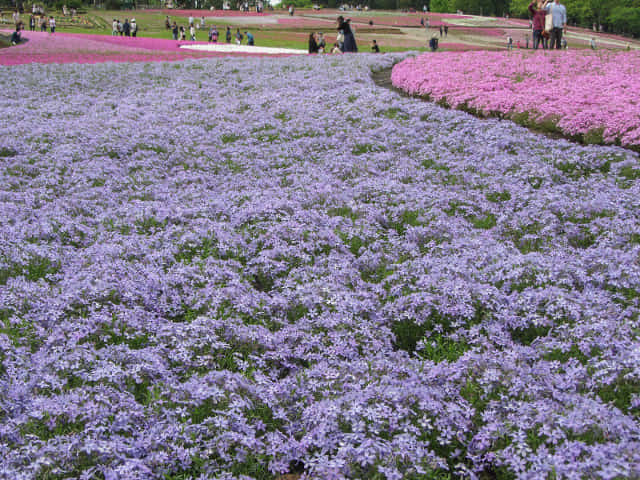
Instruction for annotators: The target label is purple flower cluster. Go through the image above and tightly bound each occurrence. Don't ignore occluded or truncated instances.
[1,55,639,479]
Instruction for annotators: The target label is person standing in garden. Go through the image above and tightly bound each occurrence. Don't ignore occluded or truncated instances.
[226,26,232,43]
[308,32,319,53]
[49,15,55,33]
[528,1,547,50]
[131,18,137,37]
[112,18,118,36]
[544,0,567,50]
[337,16,357,52]
[190,23,196,41]
[172,21,178,40]
[122,18,130,36]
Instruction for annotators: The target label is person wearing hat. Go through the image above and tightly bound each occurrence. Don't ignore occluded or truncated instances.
[131,18,137,37]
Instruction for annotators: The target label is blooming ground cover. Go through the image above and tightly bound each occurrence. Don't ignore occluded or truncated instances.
[391,50,640,149]
[145,9,274,18]
[1,54,640,480]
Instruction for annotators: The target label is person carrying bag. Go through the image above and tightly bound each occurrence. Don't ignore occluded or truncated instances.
[544,0,567,50]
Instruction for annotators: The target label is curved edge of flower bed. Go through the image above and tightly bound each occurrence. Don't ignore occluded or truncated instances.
[388,57,640,154]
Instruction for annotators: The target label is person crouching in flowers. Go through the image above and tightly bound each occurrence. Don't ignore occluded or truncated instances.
[10,24,22,45]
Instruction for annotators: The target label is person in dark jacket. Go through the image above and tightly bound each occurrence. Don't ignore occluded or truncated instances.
[308,32,319,53]
[337,16,357,52]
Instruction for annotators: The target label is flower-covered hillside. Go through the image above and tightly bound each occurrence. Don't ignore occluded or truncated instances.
[1,55,640,479]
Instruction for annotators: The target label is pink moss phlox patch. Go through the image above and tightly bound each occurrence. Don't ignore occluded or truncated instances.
[391,49,640,147]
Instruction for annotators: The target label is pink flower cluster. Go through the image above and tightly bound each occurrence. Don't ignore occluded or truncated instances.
[391,50,640,147]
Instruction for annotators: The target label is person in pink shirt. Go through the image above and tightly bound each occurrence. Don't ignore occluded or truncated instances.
[528,1,547,50]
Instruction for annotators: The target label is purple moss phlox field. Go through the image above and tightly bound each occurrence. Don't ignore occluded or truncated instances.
[1,54,640,479]
[391,50,640,148]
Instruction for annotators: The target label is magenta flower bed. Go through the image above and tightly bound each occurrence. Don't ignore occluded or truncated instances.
[276,17,336,27]
[145,8,272,17]
[440,42,488,51]
[391,50,640,148]
[0,31,268,65]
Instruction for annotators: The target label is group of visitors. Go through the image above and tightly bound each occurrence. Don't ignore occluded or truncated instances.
[528,0,567,50]
[420,17,448,38]
[309,16,380,54]
[309,16,358,53]
[10,10,55,40]
[166,19,255,45]
[233,28,254,45]
[112,18,138,37]
[61,4,77,17]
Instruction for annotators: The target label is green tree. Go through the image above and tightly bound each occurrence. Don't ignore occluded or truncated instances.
[430,0,453,13]
[608,5,640,35]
